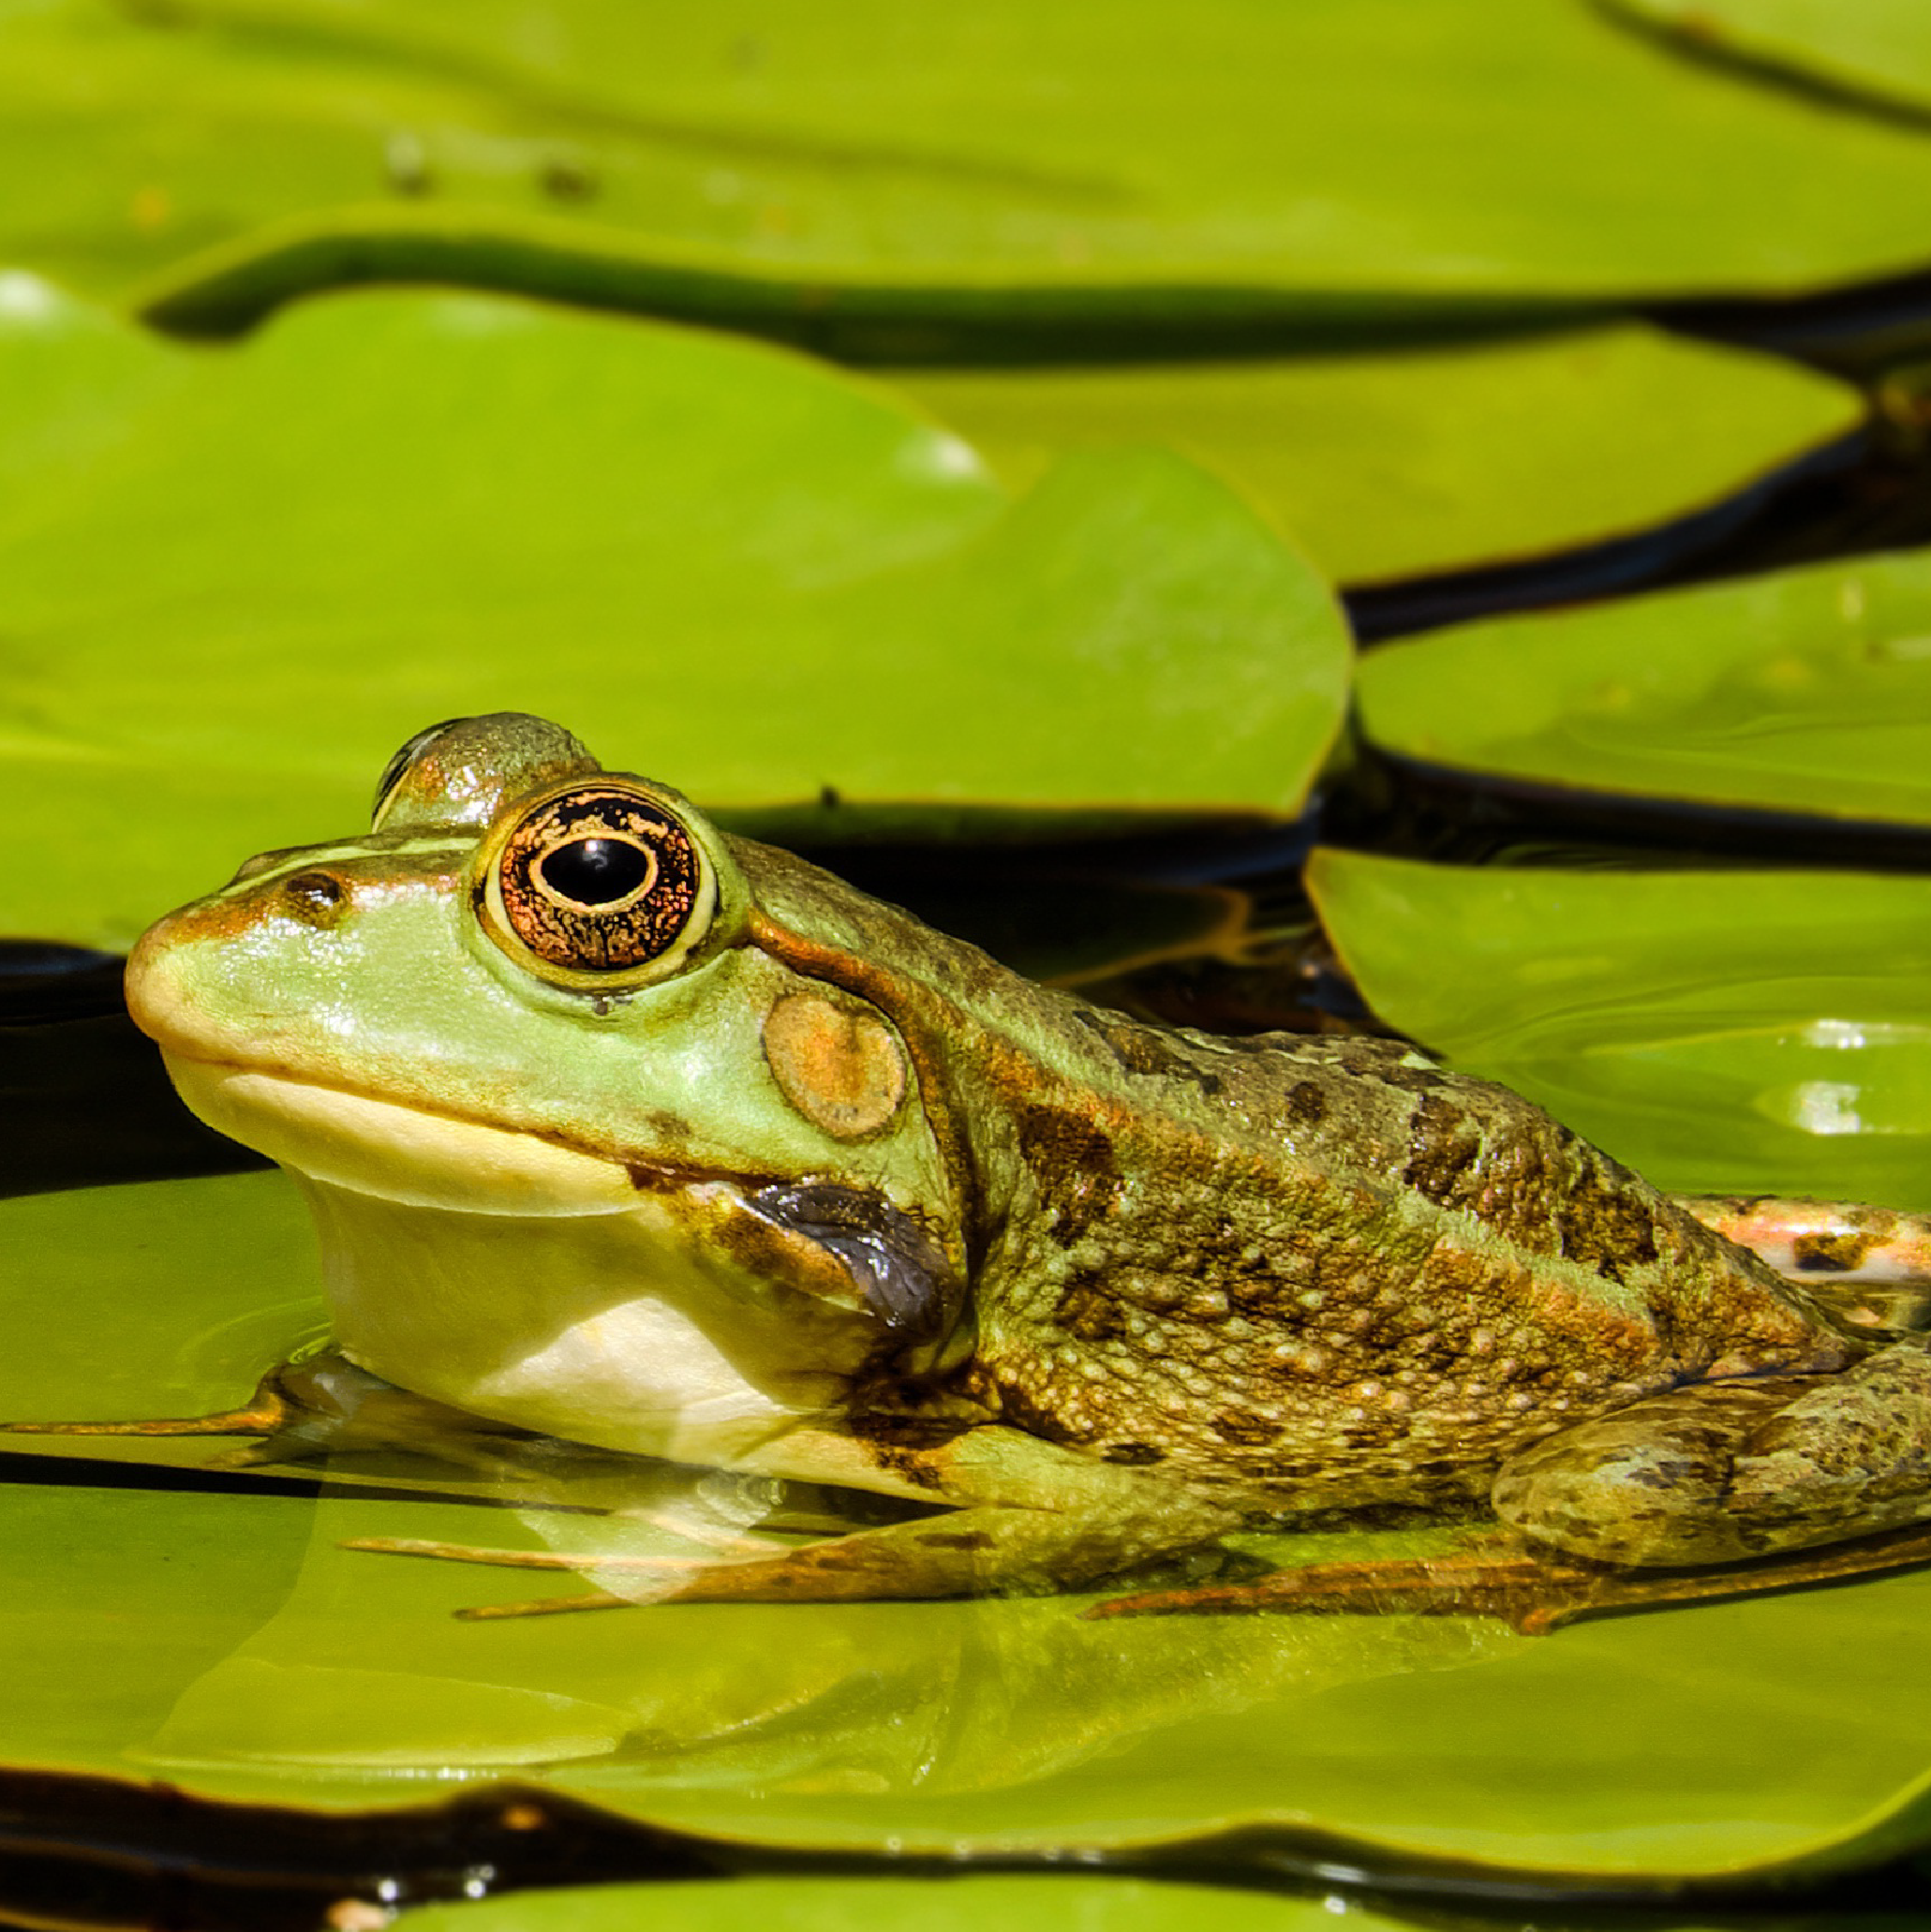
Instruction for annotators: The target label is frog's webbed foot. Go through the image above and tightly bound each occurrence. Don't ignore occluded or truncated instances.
[0,1351,539,1473]
[342,1423,1243,1615]
[0,1385,289,1441]
[1090,1518,1931,1634]
[346,1499,1167,1616]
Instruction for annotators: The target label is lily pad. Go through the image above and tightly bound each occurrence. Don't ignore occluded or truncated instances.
[12,1167,1931,1881]
[0,280,1345,950]
[898,325,1863,587]
[0,1170,324,1429]
[1354,550,1931,825]
[1604,0,1931,120]
[18,1,1931,334]
[398,1878,1421,1932]
[1306,849,1931,1211]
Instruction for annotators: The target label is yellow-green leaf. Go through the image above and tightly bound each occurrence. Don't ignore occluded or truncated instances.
[897,326,1863,587]
[0,282,1345,948]
[1355,551,1931,825]
[15,1,1931,330]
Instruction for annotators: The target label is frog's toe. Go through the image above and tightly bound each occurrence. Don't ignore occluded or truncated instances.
[1085,1538,1612,1632]
[339,1531,796,1616]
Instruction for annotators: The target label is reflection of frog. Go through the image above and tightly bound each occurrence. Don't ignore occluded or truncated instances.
[120,714,1931,1616]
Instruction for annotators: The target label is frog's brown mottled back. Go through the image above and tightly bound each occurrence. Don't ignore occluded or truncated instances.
[733,835,1854,1521]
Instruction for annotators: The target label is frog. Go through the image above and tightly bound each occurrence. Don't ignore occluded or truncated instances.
[96,712,1931,1620]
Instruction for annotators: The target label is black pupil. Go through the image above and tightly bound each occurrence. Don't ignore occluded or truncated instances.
[541,837,652,906]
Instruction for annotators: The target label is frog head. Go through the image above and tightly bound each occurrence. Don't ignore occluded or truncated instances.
[126,715,969,1464]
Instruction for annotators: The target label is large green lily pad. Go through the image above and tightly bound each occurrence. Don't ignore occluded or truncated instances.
[0,279,1345,950]
[1354,549,1931,825]
[10,1168,1931,1880]
[1306,850,1931,1211]
[19,0,1931,334]
[898,326,1863,587]
[400,1879,1421,1932]
[1604,0,1931,119]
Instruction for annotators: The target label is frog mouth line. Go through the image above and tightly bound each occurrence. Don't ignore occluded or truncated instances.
[158,1055,963,1336]
[155,1052,783,1217]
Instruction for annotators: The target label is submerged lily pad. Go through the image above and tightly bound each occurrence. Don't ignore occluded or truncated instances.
[10,1167,1931,1880]
[1604,0,1931,120]
[17,0,1931,334]
[0,280,1344,949]
[898,326,1863,587]
[1306,850,1931,1211]
[1354,550,1931,825]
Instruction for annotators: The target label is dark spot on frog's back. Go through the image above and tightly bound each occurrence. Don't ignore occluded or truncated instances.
[1074,1008,1222,1094]
[1285,1080,1327,1126]
[918,1529,996,1552]
[1403,1092,1482,1206]
[1017,1104,1121,1242]
[988,1378,1092,1447]
[1211,1407,1280,1447]
[1054,1266,1124,1341]
[1101,1441,1165,1466]
[1556,1155,1659,1283]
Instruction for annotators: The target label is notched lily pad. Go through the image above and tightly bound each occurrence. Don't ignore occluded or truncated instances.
[1355,549,1931,826]
[0,281,1346,949]
[19,0,1931,332]
[898,324,1863,587]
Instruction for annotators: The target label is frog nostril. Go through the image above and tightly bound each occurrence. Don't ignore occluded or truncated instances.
[276,869,349,929]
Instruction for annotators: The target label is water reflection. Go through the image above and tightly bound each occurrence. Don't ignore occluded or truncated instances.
[133,1394,1515,1795]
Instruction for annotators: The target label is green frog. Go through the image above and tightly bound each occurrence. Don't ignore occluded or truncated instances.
[108,713,1931,1619]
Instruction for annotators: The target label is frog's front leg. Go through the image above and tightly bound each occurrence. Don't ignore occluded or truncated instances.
[349,1425,1244,1615]
[1494,1339,1931,1566]
[2,1351,540,1471]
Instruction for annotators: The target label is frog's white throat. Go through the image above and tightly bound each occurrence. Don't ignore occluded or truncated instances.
[164,1059,865,1467]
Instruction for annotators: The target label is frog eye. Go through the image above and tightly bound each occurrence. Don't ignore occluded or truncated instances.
[480,781,719,987]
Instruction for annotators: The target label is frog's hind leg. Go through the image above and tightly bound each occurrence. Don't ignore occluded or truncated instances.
[1677,1195,1931,1332]
[1493,1341,1931,1567]
[1095,1343,1931,1632]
